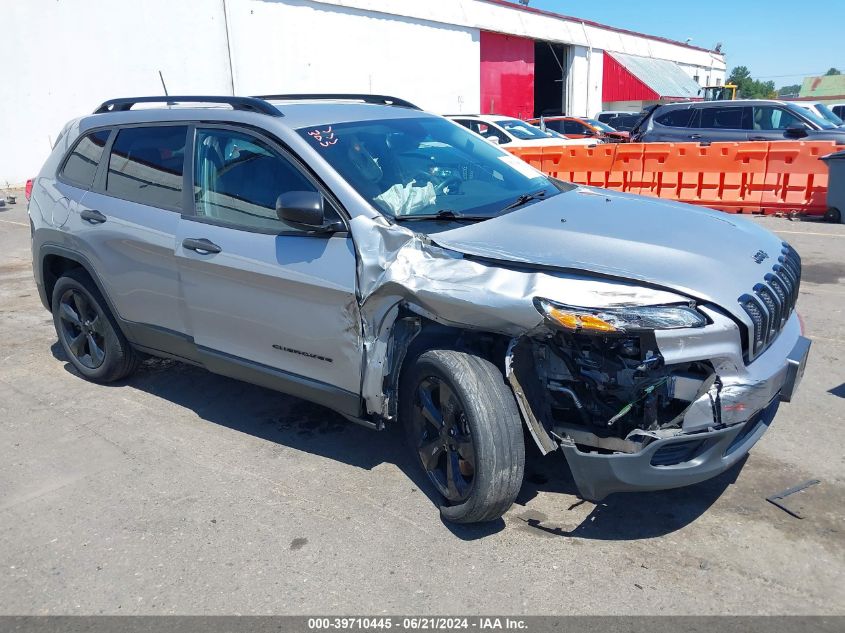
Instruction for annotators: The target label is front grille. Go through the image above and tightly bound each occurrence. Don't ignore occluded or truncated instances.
[739,243,801,362]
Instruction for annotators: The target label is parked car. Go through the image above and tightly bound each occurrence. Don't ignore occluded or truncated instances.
[527,116,629,143]
[29,94,810,523]
[595,111,646,132]
[631,99,845,143]
[446,114,596,147]
[788,101,844,127]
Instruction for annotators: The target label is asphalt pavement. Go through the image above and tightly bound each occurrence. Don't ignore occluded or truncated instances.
[1,191,843,614]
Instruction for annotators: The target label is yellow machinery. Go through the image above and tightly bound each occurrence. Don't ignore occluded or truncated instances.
[701,84,737,101]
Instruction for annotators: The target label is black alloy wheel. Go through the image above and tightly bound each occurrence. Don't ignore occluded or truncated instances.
[410,375,477,503]
[57,288,107,369]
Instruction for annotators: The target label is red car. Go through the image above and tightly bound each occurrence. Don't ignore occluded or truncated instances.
[527,116,629,143]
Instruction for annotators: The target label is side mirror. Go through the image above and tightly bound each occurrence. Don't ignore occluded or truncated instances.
[785,123,810,138]
[485,134,500,144]
[275,191,341,231]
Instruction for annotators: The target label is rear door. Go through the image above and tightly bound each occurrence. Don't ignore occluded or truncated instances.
[175,125,362,403]
[696,105,752,141]
[73,124,190,346]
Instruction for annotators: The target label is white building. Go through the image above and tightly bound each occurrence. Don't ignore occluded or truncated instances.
[2,0,726,185]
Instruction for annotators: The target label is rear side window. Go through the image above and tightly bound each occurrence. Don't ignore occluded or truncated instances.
[699,106,750,130]
[655,109,695,128]
[106,126,187,210]
[60,130,110,188]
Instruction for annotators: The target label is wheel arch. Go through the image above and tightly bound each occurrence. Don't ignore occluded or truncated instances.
[39,245,123,325]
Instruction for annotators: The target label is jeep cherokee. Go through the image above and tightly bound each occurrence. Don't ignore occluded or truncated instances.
[29,94,811,523]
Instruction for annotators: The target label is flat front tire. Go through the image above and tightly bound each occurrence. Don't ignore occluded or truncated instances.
[401,349,525,523]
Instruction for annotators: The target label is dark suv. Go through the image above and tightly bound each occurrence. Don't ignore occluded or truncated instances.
[632,100,845,143]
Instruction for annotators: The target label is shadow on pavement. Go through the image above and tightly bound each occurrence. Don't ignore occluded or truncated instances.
[52,344,740,542]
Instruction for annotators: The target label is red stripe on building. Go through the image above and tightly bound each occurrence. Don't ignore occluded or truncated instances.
[602,53,659,102]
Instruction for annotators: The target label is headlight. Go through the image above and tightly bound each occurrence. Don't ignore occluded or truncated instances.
[534,297,707,334]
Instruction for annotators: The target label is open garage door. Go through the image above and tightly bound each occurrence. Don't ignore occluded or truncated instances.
[534,41,568,117]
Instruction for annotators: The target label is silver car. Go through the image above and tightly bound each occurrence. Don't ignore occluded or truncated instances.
[29,94,811,523]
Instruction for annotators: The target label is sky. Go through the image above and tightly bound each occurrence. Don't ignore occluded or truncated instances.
[528,0,845,88]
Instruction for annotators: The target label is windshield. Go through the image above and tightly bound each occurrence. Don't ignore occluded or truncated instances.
[813,103,844,126]
[583,118,617,133]
[298,117,560,220]
[493,118,555,140]
[787,103,836,129]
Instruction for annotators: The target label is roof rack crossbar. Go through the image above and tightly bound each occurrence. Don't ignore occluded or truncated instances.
[254,93,421,110]
[93,96,282,116]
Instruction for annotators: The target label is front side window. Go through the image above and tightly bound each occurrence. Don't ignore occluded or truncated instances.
[193,128,320,232]
[61,129,110,188]
[752,106,802,130]
[106,126,187,209]
[298,116,560,221]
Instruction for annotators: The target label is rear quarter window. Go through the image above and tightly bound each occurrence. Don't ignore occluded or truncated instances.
[60,129,111,189]
[655,109,695,128]
[105,126,188,210]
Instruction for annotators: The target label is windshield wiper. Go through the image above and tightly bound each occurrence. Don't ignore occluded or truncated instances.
[500,189,548,213]
[392,209,488,222]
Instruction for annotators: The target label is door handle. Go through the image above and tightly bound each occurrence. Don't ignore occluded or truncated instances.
[182,238,222,254]
[748,136,768,141]
[80,209,107,224]
[688,134,702,140]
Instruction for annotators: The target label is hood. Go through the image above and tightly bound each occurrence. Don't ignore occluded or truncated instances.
[431,187,786,319]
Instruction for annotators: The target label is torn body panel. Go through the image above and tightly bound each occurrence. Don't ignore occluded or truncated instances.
[348,214,685,419]
[346,211,808,502]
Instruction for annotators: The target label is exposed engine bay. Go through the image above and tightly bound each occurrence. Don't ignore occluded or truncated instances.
[507,332,717,454]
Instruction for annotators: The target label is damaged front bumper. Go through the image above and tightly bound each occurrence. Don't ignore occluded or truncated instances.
[559,314,811,501]
[562,397,779,501]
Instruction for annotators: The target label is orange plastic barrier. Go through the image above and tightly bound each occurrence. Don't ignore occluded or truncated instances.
[541,144,617,187]
[507,146,544,172]
[607,144,644,193]
[507,140,835,216]
[760,141,834,215]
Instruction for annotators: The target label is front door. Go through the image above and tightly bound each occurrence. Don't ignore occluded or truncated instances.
[176,125,362,408]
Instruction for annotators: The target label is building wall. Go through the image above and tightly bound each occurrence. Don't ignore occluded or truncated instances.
[2,0,233,186]
[1,0,725,185]
[225,0,480,114]
[567,47,603,118]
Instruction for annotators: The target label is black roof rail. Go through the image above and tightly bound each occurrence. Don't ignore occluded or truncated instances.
[255,93,421,110]
[93,96,282,116]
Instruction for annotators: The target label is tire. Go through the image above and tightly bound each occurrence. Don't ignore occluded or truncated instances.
[824,207,841,223]
[400,349,525,523]
[51,268,140,383]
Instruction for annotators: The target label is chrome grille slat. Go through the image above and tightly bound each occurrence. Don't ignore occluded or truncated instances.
[739,243,802,363]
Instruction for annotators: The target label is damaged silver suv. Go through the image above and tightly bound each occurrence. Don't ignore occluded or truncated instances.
[30,94,811,523]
